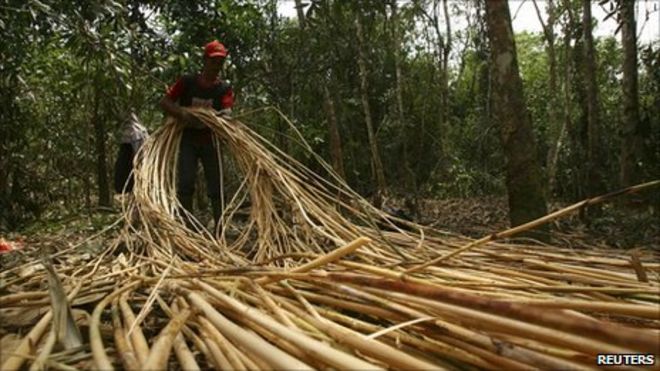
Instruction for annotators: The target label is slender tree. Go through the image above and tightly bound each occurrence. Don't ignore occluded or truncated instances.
[532,0,563,195]
[390,0,412,190]
[322,83,347,180]
[619,0,641,187]
[484,0,548,237]
[355,11,387,196]
[294,0,306,29]
[92,70,111,207]
[441,0,451,128]
[413,0,451,129]
[296,0,346,180]
[566,1,590,201]
[558,8,575,198]
[582,0,605,200]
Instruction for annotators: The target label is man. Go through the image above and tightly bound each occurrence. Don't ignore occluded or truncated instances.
[160,40,234,231]
[114,112,148,194]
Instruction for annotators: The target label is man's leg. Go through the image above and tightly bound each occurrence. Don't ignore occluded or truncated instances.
[200,139,222,232]
[114,143,134,194]
[177,131,198,227]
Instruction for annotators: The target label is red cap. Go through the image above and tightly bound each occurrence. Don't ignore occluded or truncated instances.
[204,40,228,58]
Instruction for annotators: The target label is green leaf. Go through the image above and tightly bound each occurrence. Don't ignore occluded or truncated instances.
[30,0,51,12]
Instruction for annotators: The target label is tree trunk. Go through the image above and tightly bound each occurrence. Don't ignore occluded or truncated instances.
[322,84,346,180]
[391,0,406,150]
[619,0,641,188]
[582,0,604,200]
[390,0,413,190]
[484,0,548,239]
[295,0,346,181]
[552,24,573,198]
[412,0,451,181]
[568,4,589,202]
[441,0,451,129]
[269,0,289,154]
[93,78,111,207]
[355,14,387,196]
[427,0,449,131]
[532,0,561,195]
[391,0,419,213]
[0,95,12,225]
[84,174,92,212]
[294,0,306,29]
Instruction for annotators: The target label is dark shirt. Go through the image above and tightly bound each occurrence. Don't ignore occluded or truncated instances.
[166,74,234,144]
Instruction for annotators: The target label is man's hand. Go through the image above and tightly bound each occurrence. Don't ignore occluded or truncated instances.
[160,96,205,129]
[216,108,232,119]
[179,110,205,129]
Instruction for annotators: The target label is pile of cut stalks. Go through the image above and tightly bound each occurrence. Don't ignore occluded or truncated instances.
[1,109,658,370]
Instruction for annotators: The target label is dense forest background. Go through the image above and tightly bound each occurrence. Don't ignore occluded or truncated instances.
[1,0,658,234]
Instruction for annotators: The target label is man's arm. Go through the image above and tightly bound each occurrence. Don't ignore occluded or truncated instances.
[160,95,186,121]
[160,94,204,127]
[217,86,235,118]
[160,78,201,125]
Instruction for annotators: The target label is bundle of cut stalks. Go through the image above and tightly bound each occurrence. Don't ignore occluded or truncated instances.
[1,108,658,370]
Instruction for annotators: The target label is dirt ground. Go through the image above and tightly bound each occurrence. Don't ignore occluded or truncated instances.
[411,196,660,250]
[1,196,657,272]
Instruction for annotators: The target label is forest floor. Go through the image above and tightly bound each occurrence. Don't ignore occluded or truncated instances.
[414,196,660,250]
[0,196,657,352]
[1,196,658,268]
[1,197,658,370]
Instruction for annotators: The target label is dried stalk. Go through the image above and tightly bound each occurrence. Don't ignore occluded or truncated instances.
[186,290,314,370]
[142,308,190,370]
[2,109,657,370]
